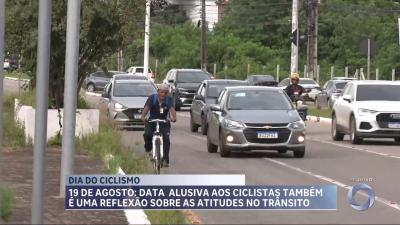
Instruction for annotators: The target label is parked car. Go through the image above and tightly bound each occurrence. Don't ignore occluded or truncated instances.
[245,75,277,86]
[163,69,212,111]
[102,80,157,129]
[190,79,248,135]
[332,81,400,144]
[84,71,123,92]
[206,86,306,158]
[278,78,321,102]
[126,66,154,81]
[316,79,350,109]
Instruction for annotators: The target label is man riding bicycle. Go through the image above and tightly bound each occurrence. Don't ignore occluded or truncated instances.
[141,84,177,167]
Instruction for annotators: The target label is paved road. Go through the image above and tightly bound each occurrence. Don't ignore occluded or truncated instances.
[85,94,400,224]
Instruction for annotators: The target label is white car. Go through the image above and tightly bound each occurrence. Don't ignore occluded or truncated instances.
[126,66,154,81]
[331,81,400,144]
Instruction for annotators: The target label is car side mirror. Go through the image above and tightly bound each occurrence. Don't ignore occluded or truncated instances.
[168,79,174,83]
[210,104,222,111]
[101,92,109,98]
[342,94,352,103]
[194,95,204,101]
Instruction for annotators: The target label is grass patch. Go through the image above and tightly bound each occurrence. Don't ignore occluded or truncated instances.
[0,186,13,222]
[4,71,31,80]
[77,110,187,224]
[3,95,28,148]
[308,105,332,118]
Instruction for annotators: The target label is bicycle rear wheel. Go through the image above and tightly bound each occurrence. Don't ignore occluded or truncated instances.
[153,139,161,174]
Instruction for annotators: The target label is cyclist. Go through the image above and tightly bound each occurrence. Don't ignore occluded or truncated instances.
[141,84,177,167]
[285,73,307,101]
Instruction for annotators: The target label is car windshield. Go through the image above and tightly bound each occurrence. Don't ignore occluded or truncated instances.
[253,76,274,82]
[299,79,317,85]
[207,83,245,98]
[335,82,347,90]
[227,90,292,110]
[357,85,400,101]
[113,82,156,97]
[177,71,210,83]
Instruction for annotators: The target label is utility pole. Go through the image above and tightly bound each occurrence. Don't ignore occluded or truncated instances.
[0,0,5,152]
[201,0,208,71]
[143,0,151,78]
[31,0,52,223]
[290,0,299,74]
[306,0,319,80]
[60,0,81,197]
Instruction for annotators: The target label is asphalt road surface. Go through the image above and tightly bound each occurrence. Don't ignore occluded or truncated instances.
[89,95,400,224]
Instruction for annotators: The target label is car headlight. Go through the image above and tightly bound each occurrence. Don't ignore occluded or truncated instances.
[114,102,126,110]
[289,120,305,130]
[225,119,246,129]
[358,108,377,116]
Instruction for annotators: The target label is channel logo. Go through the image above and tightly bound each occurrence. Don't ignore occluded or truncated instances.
[347,183,375,211]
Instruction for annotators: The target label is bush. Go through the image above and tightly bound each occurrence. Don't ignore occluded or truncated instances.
[0,186,13,222]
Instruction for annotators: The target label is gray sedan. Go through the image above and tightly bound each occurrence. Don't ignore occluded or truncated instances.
[206,86,306,158]
[102,80,157,128]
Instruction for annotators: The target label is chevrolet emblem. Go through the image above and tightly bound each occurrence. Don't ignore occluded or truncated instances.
[263,125,273,129]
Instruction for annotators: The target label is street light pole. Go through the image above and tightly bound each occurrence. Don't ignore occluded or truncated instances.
[290,0,299,74]
[60,0,81,197]
[0,0,5,152]
[143,0,150,78]
[31,0,52,223]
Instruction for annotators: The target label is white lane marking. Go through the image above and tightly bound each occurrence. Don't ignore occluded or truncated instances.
[265,158,400,212]
[309,137,400,160]
[118,167,151,225]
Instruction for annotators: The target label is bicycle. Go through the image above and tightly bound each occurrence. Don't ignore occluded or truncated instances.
[148,119,169,174]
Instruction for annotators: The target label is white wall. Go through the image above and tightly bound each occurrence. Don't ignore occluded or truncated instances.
[14,99,99,143]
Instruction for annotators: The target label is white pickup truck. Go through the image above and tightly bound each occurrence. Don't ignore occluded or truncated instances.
[126,66,154,81]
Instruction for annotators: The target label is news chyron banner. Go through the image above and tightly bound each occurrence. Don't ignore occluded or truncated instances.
[66,175,337,210]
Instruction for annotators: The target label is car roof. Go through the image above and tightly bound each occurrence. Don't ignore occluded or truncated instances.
[224,86,282,92]
[175,69,206,72]
[113,74,147,79]
[204,79,247,84]
[114,79,152,84]
[328,79,351,83]
[351,80,400,85]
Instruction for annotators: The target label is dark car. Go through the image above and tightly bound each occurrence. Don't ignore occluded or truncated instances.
[163,69,212,111]
[190,79,248,135]
[84,71,125,92]
[101,80,157,128]
[316,79,350,109]
[206,86,306,158]
[246,75,277,86]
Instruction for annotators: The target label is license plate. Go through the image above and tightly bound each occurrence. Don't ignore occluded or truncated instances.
[388,122,400,129]
[134,114,141,119]
[257,131,278,139]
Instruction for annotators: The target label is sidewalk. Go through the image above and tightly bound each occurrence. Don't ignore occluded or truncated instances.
[0,147,127,224]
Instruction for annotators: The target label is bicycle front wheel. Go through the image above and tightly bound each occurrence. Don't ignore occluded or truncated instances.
[153,139,161,174]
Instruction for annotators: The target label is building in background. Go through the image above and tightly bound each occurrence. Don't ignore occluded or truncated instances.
[167,0,229,29]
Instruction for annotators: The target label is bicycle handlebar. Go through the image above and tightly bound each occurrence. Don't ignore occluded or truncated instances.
[148,119,170,123]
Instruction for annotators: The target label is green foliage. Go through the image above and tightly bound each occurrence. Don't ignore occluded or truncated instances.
[146,210,187,225]
[3,96,28,148]
[0,186,13,222]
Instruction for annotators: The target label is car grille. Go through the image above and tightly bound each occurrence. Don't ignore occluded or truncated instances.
[245,123,288,128]
[243,128,291,144]
[376,113,400,128]
[122,108,143,119]
[178,90,196,98]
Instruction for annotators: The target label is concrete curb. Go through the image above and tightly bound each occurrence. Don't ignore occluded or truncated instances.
[4,76,31,82]
[308,115,332,124]
[85,91,102,97]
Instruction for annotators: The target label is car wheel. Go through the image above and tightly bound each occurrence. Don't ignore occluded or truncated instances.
[219,132,231,157]
[293,147,305,158]
[207,131,218,153]
[200,114,208,135]
[190,113,199,132]
[350,116,362,144]
[87,83,95,92]
[331,114,344,141]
